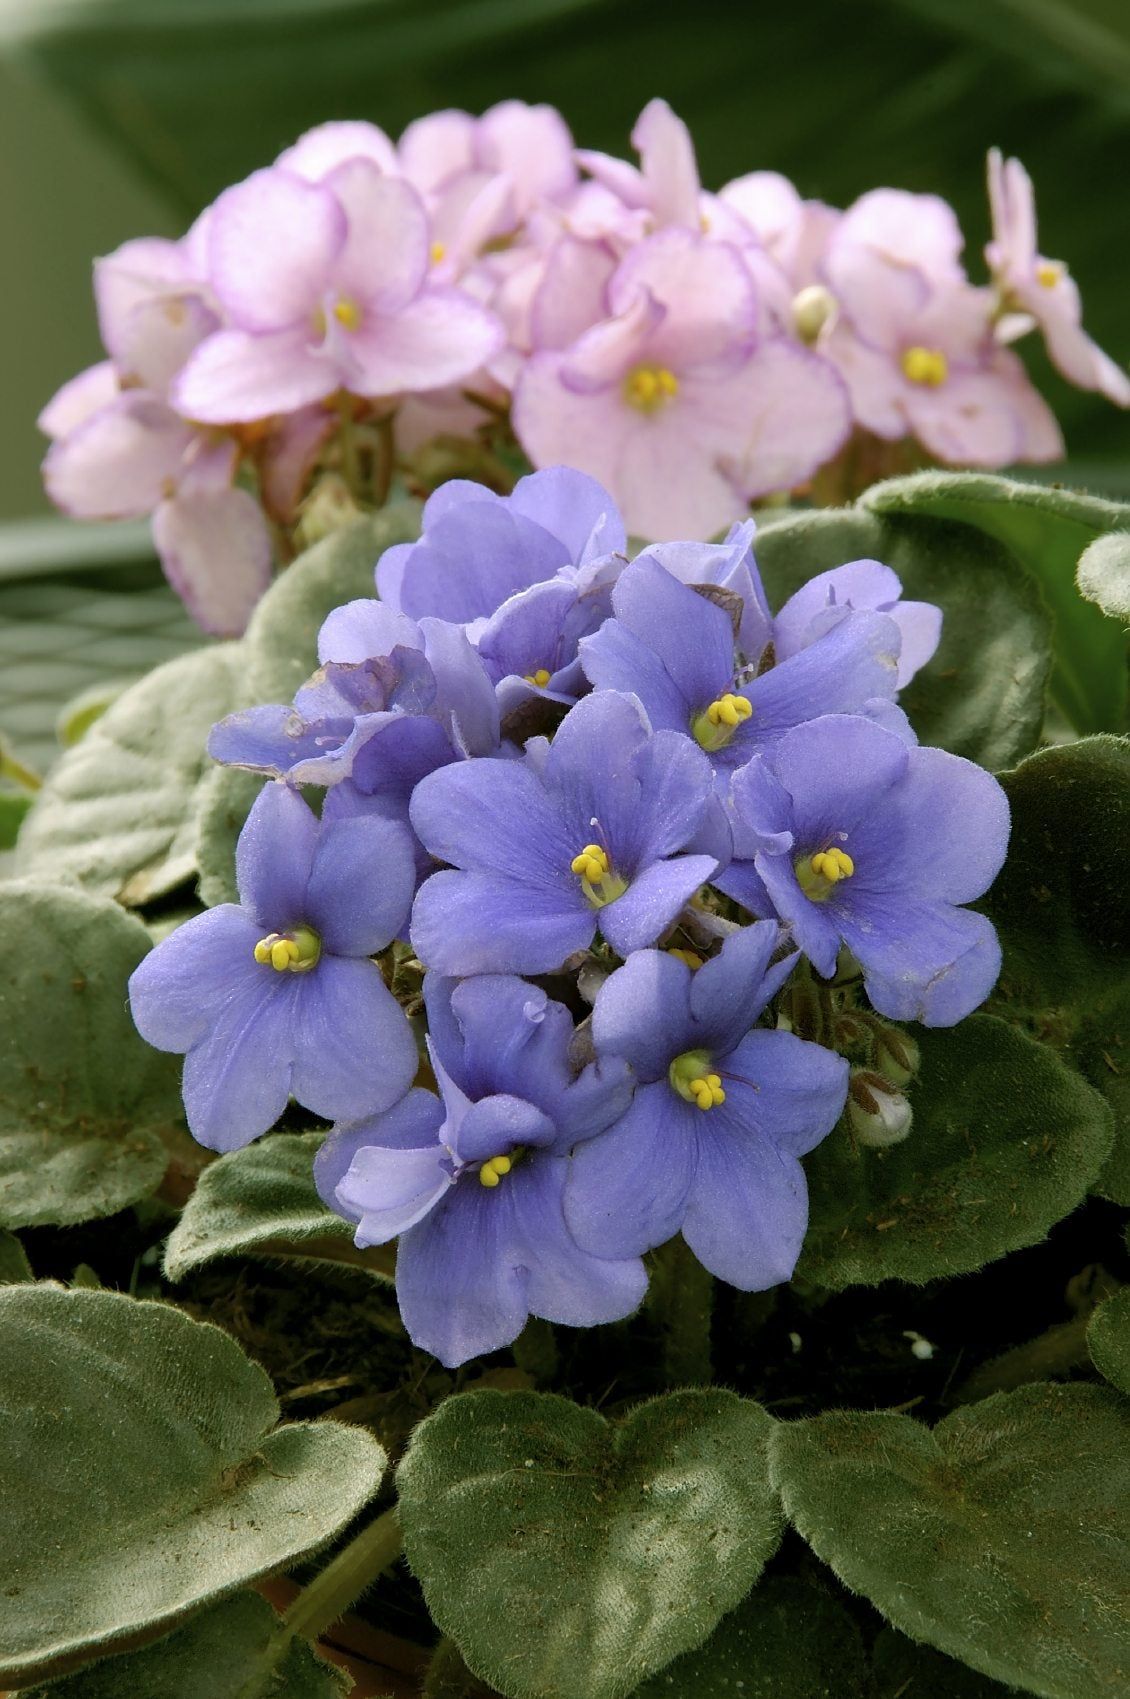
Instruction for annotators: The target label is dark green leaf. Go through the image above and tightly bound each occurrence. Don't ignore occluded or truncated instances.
[397,1387,781,1699]
[768,1382,1130,1699]
[0,790,32,848]
[21,1590,350,1699]
[864,472,1130,735]
[1087,1287,1130,1399]
[631,1574,866,1698]
[798,1016,1113,1289]
[0,880,180,1228]
[14,643,247,904]
[0,1282,386,1687]
[0,1228,33,1283]
[755,506,1052,769]
[871,1627,1029,1697]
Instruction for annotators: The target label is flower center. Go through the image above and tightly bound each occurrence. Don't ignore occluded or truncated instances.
[796,847,855,902]
[623,364,679,414]
[669,1049,726,1110]
[430,241,447,265]
[668,947,704,970]
[311,297,363,338]
[1036,260,1063,289]
[691,692,752,752]
[478,1148,525,1188]
[901,346,948,387]
[524,668,552,688]
[253,925,322,973]
[570,843,629,909]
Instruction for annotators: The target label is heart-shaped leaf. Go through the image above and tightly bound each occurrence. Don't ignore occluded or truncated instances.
[769,1382,1130,1699]
[397,1387,781,1699]
[984,737,1130,1202]
[20,1591,349,1699]
[0,880,182,1228]
[14,643,247,904]
[755,505,1051,770]
[0,1229,32,1283]
[871,1628,1030,1697]
[246,505,420,707]
[798,1015,1113,1289]
[1077,531,1130,625]
[0,1282,386,1687]
[631,1573,866,1697]
[1088,1287,1130,1398]
[163,1131,391,1283]
[863,471,1130,735]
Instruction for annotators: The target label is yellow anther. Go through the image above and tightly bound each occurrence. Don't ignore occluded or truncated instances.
[1036,260,1063,289]
[901,346,948,388]
[478,1151,518,1188]
[332,297,362,331]
[571,843,610,883]
[253,926,322,974]
[796,846,855,903]
[668,947,705,971]
[623,363,679,414]
[669,1049,724,1108]
[479,1163,501,1188]
[811,848,854,882]
[692,693,752,752]
[687,1071,726,1110]
[430,241,447,264]
[524,668,552,688]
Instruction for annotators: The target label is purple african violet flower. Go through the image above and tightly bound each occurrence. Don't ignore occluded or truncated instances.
[173,160,503,422]
[771,558,941,690]
[409,689,722,976]
[986,149,1130,408]
[579,555,906,780]
[375,465,626,622]
[718,714,1010,1025]
[565,923,847,1287]
[513,227,851,540]
[128,783,418,1151]
[315,973,645,1366]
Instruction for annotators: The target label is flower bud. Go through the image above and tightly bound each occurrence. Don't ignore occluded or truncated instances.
[294,473,363,550]
[791,284,837,345]
[849,1069,913,1148]
[873,1024,920,1088]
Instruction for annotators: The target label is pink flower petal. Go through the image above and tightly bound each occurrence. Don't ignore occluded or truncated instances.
[347,289,504,396]
[631,97,701,229]
[153,488,273,636]
[207,167,345,332]
[113,293,220,396]
[715,340,852,498]
[478,100,577,209]
[905,365,1028,468]
[558,284,664,392]
[94,236,198,364]
[609,230,759,373]
[259,405,336,520]
[43,392,192,518]
[531,236,616,351]
[38,362,118,440]
[173,327,336,422]
[277,120,398,181]
[323,161,430,311]
[399,109,478,192]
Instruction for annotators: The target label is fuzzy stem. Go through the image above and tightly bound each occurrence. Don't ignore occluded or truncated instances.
[648,1237,714,1385]
[371,411,395,507]
[336,393,363,500]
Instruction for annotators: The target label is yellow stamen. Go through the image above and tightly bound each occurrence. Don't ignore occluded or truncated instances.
[623,363,679,414]
[668,947,705,970]
[478,1151,517,1188]
[524,668,552,688]
[253,926,322,974]
[669,1050,725,1109]
[571,843,609,882]
[332,297,362,332]
[692,693,752,753]
[901,346,948,388]
[430,241,447,264]
[1036,260,1063,289]
[796,846,855,902]
[570,842,628,908]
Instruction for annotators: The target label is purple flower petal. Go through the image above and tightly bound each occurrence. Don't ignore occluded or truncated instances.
[411,869,592,976]
[839,897,1003,1026]
[304,812,416,954]
[456,1095,557,1162]
[180,975,298,1151]
[515,1159,648,1326]
[681,1107,809,1289]
[396,1183,531,1365]
[687,920,785,1054]
[565,1083,697,1258]
[723,1029,849,1156]
[338,1140,452,1245]
[599,853,717,956]
[289,956,417,1120]
[314,1089,444,1215]
[591,948,694,1082]
[235,784,320,932]
[128,904,263,1053]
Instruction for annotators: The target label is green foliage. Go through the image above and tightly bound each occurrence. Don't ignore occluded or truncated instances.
[631,1574,866,1698]
[0,1228,33,1282]
[195,762,265,909]
[14,642,247,903]
[870,1628,1026,1696]
[768,1382,1130,1698]
[984,737,1130,1201]
[1087,1287,1130,1398]
[246,506,420,707]
[1076,530,1130,625]
[798,1016,1113,1289]
[397,1387,782,1699]
[0,880,180,1228]
[163,1130,374,1282]
[755,505,1052,770]
[864,472,1130,735]
[0,788,32,847]
[21,1590,351,1699]
[0,1282,387,1687]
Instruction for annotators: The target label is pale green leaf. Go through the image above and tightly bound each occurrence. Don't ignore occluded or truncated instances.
[1087,1287,1130,1398]
[0,1228,33,1282]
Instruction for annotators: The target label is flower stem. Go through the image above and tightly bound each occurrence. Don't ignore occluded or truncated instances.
[648,1237,714,1386]
[336,392,363,500]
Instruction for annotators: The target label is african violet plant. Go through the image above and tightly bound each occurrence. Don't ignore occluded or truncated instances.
[4,97,1130,1699]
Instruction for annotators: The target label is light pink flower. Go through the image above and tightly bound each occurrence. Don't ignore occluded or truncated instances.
[173,161,504,423]
[987,149,1130,407]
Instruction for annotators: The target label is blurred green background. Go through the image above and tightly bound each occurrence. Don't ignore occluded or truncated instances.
[4,0,1130,521]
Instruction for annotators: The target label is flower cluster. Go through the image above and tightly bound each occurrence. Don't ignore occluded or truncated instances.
[129,467,1011,1367]
[43,102,1128,634]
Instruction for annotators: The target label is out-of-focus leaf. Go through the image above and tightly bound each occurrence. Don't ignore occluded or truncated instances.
[0,1229,33,1283]
[1076,530,1130,625]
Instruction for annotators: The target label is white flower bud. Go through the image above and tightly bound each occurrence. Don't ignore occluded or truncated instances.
[874,1026,921,1088]
[849,1069,913,1148]
[791,284,837,345]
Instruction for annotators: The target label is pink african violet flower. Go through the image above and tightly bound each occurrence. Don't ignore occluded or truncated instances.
[513,227,850,539]
[173,160,504,423]
[987,149,1130,407]
[576,97,702,232]
[822,188,1062,466]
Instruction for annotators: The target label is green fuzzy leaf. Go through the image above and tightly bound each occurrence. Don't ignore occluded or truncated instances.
[397,1387,782,1699]
[631,1574,866,1698]
[871,1628,1027,1696]
[755,505,1051,769]
[163,1130,392,1283]
[0,1228,33,1282]
[0,880,181,1228]
[1087,1287,1130,1398]
[20,1590,350,1699]
[984,737,1130,1202]
[0,789,32,848]
[0,1283,386,1687]
[798,1016,1113,1290]
[768,1382,1130,1699]
[1076,531,1130,625]
[246,506,420,707]
[13,643,247,904]
[863,471,1130,735]
[195,763,265,909]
